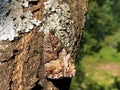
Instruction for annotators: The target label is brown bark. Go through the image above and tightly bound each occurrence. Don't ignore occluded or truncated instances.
[0,0,88,90]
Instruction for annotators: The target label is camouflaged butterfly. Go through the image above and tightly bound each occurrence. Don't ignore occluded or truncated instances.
[44,31,75,79]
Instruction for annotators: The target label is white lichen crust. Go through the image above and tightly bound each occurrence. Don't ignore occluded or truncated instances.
[0,0,41,41]
[41,0,75,52]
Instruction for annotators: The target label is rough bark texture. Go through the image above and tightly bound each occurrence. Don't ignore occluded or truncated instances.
[0,0,88,90]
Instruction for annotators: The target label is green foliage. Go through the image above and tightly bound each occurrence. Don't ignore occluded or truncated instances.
[116,42,120,52]
[70,0,120,90]
[111,0,120,22]
[86,0,115,41]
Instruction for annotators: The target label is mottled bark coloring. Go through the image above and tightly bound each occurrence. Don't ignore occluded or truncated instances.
[0,0,88,90]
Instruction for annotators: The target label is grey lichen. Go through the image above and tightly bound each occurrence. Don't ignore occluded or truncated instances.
[21,0,39,7]
[0,0,41,41]
[40,0,75,52]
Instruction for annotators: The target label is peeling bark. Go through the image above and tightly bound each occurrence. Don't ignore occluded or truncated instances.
[0,0,88,90]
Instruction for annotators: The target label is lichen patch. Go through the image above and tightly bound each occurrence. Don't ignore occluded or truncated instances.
[40,0,75,52]
[0,0,41,41]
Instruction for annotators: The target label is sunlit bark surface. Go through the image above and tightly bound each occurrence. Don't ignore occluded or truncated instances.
[0,0,88,90]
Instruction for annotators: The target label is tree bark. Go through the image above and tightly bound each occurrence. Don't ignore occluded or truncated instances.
[0,0,88,90]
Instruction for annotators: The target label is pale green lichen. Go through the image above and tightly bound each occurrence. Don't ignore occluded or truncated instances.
[0,0,41,41]
[21,0,39,7]
[40,0,75,51]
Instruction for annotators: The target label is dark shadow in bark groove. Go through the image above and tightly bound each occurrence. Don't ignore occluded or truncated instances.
[32,81,44,90]
[9,80,12,90]
[48,78,72,90]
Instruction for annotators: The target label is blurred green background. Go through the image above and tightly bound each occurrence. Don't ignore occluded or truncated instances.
[70,0,120,90]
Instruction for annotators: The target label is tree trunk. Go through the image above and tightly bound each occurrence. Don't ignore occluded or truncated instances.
[0,0,88,90]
